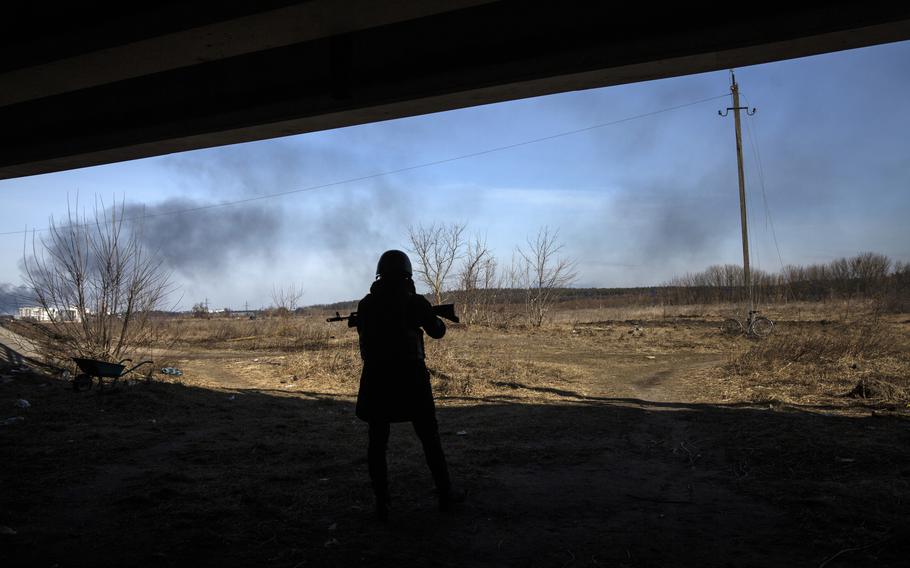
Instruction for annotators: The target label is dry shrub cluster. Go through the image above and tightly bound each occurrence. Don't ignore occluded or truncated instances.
[726,319,909,406]
[158,316,333,351]
[242,326,569,402]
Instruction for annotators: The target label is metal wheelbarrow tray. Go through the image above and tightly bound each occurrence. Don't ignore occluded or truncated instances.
[72,357,153,391]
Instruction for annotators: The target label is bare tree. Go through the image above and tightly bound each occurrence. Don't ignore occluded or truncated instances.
[458,235,493,325]
[22,198,172,363]
[514,227,577,327]
[407,222,466,305]
[271,283,305,316]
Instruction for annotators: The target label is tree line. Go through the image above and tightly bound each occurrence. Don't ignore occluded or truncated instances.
[660,252,910,309]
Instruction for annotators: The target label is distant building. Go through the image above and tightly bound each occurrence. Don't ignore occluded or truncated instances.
[15,306,82,323]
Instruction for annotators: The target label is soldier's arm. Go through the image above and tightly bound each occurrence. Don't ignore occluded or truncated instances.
[415,297,446,339]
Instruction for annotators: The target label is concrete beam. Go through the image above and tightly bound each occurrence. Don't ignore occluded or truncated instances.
[1,1,908,180]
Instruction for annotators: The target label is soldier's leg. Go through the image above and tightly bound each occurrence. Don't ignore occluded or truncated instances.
[412,416,451,496]
[368,421,391,518]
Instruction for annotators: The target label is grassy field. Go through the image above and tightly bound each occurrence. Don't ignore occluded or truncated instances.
[1,303,909,567]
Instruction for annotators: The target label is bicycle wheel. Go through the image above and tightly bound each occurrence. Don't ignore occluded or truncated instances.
[721,318,744,335]
[749,316,774,337]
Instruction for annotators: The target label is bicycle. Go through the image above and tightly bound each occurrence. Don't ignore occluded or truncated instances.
[722,310,774,337]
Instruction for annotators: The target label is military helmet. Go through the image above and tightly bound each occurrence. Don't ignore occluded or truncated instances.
[376,250,412,278]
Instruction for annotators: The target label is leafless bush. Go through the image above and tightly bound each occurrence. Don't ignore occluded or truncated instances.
[513,227,577,327]
[458,235,505,325]
[21,199,172,364]
[270,283,305,316]
[408,222,466,304]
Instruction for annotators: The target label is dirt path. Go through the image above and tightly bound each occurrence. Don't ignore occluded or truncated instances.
[464,329,726,403]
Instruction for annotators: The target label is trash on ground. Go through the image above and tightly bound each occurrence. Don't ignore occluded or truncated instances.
[1,416,25,426]
[160,367,183,376]
[227,395,236,401]
[646,356,656,359]
[0,525,17,535]
[14,399,30,409]
[328,523,337,531]
[456,430,468,436]
[324,538,339,547]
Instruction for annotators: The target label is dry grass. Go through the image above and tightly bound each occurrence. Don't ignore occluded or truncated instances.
[550,299,883,325]
[156,316,334,351]
[14,301,905,413]
[720,317,910,408]
[137,303,910,414]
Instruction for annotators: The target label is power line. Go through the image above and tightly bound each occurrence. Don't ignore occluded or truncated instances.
[0,93,730,237]
[743,93,787,274]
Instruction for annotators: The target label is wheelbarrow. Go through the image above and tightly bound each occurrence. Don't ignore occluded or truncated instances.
[71,357,154,391]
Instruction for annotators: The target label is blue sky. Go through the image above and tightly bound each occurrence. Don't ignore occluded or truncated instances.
[1,40,909,310]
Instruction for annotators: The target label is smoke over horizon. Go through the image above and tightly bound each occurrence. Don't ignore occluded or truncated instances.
[0,282,31,314]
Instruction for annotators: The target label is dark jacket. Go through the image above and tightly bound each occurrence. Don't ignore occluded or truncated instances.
[355,277,445,422]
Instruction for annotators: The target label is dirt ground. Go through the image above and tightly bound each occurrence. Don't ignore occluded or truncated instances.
[1,314,909,567]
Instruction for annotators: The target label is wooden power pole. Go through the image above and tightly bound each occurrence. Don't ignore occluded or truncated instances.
[719,71,756,312]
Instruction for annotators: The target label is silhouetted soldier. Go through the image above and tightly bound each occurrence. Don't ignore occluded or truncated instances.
[355,250,459,520]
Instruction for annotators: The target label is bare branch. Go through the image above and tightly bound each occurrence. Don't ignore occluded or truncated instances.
[20,196,173,364]
[407,222,466,305]
[514,227,577,327]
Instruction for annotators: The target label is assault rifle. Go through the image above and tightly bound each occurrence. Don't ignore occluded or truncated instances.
[326,303,460,326]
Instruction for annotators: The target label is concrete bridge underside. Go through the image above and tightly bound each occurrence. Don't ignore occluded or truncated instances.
[2,1,909,180]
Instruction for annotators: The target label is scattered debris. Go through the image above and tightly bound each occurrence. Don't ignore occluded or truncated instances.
[160,367,183,376]
[14,399,30,409]
[324,538,339,548]
[1,416,25,426]
[456,430,468,436]
[227,395,236,401]
[646,356,656,360]
[0,525,17,535]
[328,523,337,531]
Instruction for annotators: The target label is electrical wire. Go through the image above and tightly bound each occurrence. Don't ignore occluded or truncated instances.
[0,93,731,237]
[743,94,787,274]
[743,93,795,301]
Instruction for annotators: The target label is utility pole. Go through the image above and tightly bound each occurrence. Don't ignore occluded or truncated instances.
[719,70,756,312]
